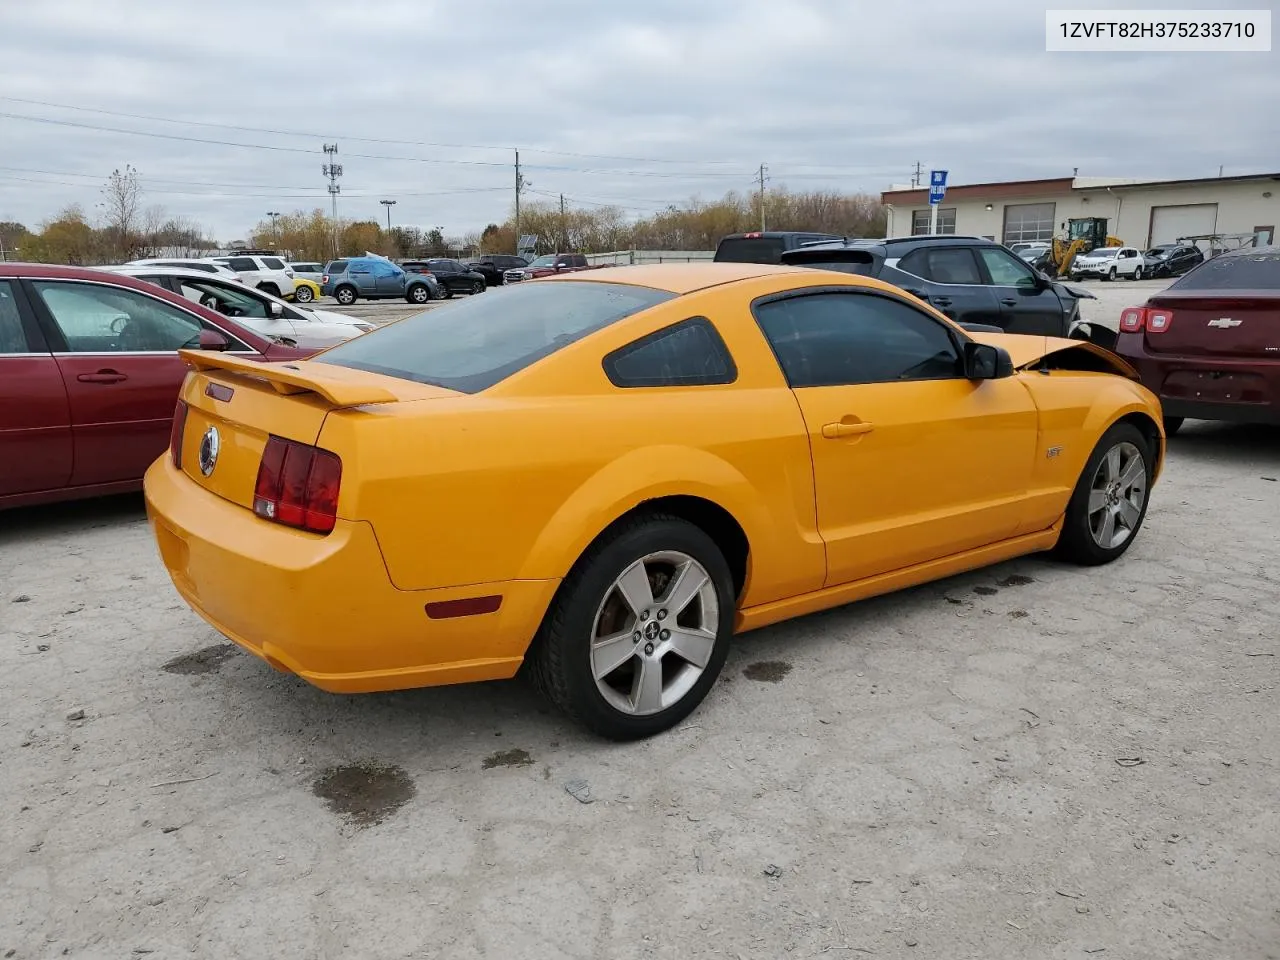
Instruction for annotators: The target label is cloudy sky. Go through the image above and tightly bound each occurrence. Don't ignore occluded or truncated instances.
[0,0,1274,243]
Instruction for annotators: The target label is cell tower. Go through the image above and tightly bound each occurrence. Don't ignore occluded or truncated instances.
[323,143,343,254]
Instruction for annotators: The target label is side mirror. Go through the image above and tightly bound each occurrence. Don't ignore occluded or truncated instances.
[269,301,284,318]
[198,329,230,351]
[963,341,1013,380]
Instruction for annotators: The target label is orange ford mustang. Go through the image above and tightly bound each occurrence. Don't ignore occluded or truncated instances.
[145,263,1164,739]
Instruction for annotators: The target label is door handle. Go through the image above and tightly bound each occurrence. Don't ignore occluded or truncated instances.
[1000,298,1018,307]
[77,371,128,384]
[822,419,875,439]
[932,296,953,307]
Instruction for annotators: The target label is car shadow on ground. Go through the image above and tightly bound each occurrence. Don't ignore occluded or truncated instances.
[0,492,146,546]
[1167,420,1280,469]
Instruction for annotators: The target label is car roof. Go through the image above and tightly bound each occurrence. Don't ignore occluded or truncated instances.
[102,264,246,281]
[541,262,818,294]
[1218,243,1279,259]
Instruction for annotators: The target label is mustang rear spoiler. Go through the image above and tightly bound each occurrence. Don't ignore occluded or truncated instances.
[178,350,400,406]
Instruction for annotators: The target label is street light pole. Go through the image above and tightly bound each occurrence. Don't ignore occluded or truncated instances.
[380,199,396,231]
[266,210,280,242]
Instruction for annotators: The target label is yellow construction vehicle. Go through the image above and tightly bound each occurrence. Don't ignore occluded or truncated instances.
[1046,217,1124,277]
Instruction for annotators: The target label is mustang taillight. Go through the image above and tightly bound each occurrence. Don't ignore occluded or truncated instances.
[1119,306,1173,334]
[252,436,342,534]
[169,401,189,468]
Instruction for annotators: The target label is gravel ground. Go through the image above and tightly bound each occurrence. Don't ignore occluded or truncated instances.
[5,274,1279,960]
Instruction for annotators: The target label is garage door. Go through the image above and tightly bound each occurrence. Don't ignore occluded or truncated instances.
[1149,203,1218,247]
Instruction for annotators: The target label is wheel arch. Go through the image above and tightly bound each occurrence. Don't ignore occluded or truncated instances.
[515,448,770,602]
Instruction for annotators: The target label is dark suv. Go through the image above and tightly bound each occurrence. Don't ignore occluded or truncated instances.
[780,236,1098,339]
[465,254,529,287]
[714,231,843,264]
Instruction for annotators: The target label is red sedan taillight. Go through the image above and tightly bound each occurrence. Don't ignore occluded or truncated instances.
[252,436,342,534]
[169,401,189,467]
[1119,306,1174,334]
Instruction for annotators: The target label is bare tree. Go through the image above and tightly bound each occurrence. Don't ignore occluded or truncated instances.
[101,165,143,260]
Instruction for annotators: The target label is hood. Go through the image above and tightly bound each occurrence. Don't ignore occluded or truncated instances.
[967,332,1140,380]
[305,308,371,328]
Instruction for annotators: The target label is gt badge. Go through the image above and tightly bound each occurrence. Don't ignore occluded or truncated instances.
[198,425,221,477]
[1046,446,1063,459]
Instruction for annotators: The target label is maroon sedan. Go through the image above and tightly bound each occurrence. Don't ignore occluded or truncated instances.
[1114,246,1280,435]
[0,263,317,510]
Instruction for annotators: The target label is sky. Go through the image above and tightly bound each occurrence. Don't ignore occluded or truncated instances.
[0,0,1275,243]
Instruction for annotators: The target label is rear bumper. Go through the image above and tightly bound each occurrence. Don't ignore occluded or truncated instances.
[1114,334,1280,424]
[143,457,559,693]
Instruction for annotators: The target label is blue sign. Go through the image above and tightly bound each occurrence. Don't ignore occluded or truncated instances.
[928,169,948,205]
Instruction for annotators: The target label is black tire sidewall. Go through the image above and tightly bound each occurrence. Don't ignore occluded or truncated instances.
[549,518,735,740]
[1058,422,1154,565]
[408,285,429,303]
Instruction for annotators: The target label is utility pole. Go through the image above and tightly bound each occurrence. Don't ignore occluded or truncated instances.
[322,143,342,256]
[911,161,923,187]
[559,193,566,251]
[757,163,769,232]
[266,210,280,250]
[514,148,524,256]
[380,199,396,231]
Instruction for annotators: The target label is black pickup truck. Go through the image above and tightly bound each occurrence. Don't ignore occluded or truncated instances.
[465,254,529,287]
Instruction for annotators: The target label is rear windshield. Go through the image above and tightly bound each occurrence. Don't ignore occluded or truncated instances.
[715,237,786,264]
[316,280,675,393]
[1170,252,1280,290]
[781,251,877,277]
[325,261,348,274]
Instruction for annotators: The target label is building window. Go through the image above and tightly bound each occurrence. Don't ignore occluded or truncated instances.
[911,208,956,235]
[1002,202,1056,244]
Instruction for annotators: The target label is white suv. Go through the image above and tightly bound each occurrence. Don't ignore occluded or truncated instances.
[1070,246,1146,281]
[212,254,297,298]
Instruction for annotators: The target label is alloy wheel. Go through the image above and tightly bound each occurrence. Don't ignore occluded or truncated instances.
[589,551,719,716]
[1087,441,1147,549]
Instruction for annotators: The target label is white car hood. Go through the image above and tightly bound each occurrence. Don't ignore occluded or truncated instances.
[299,307,368,328]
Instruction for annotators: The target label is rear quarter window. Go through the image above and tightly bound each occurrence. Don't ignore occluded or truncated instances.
[316,281,675,393]
[263,257,286,269]
[604,317,736,387]
[325,261,348,274]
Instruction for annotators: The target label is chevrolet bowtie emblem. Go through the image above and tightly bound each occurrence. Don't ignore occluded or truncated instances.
[1207,317,1242,328]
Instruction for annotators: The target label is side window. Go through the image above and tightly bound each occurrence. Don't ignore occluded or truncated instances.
[898,247,982,284]
[33,281,204,353]
[262,257,286,270]
[327,261,348,275]
[0,280,32,353]
[603,317,737,388]
[227,257,257,273]
[976,247,1039,288]
[348,261,372,274]
[753,292,961,388]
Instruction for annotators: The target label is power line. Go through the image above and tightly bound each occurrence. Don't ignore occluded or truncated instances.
[0,95,744,166]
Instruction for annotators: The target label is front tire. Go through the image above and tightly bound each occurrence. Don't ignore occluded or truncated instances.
[257,282,281,298]
[1132,266,1142,280]
[406,284,430,304]
[294,285,315,303]
[527,514,735,740]
[1106,267,1117,281]
[334,285,357,305]
[1054,422,1153,566]
[472,280,484,295]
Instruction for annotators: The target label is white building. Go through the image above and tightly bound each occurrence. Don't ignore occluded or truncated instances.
[881,172,1279,251]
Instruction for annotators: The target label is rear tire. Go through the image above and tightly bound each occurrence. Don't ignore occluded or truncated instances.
[1106,267,1117,282]
[334,285,357,305]
[1054,422,1153,566]
[406,284,430,304]
[1163,416,1184,437]
[1132,266,1142,281]
[472,280,484,295]
[294,285,315,303]
[526,513,735,740]
[257,282,281,297]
